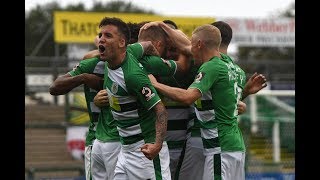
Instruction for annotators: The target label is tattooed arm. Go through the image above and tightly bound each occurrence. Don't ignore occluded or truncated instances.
[139,41,160,56]
[154,101,168,145]
[141,101,168,160]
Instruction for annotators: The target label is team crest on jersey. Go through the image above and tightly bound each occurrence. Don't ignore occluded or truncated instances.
[72,63,80,71]
[161,58,171,68]
[141,86,155,101]
[194,72,205,83]
[111,82,118,94]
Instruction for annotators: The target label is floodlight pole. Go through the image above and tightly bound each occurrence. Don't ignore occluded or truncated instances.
[249,95,258,134]
[272,120,281,163]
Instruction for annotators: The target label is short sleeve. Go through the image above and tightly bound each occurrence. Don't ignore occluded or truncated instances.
[127,43,144,59]
[68,57,100,76]
[189,62,219,95]
[140,56,177,76]
[126,71,161,111]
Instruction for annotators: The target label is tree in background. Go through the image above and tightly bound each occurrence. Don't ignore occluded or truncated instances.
[91,1,154,13]
[25,1,154,56]
[25,2,63,56]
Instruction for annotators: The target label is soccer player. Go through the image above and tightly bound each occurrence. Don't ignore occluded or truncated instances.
[96,17,170,180]
[50,19,161,180]
[175,21,267,180]
[92,20,191,180]
[90,19,164,180]
[149,21,193,179]
[148,24,252,180]
[142,20,268,179]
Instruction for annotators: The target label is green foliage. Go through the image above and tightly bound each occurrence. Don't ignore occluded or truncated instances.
[25,2,65,56]
[25,1,154,56]
[91,1,154,14]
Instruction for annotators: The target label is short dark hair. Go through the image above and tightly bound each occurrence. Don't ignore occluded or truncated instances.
[211,21,232,47]
[99,17,130,45]
[163,19,178,29]
[127,22,141,44]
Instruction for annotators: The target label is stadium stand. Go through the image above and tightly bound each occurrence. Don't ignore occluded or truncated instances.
[25,104,84,180]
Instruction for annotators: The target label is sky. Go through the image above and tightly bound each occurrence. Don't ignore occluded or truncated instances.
[25,0,294,18]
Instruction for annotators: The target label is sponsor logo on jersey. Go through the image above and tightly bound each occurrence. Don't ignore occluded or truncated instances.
[111,82,118,94]
[161,58,172,68]
[141,86,155,101]
[194,72,205,83]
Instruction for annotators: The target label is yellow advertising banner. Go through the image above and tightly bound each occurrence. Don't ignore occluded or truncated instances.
[54,11,215,43]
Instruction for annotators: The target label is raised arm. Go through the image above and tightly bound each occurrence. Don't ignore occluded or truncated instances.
[139,41,160,56]
[174,53,193,75]
[140,21,191,55]
[242,72,267,100]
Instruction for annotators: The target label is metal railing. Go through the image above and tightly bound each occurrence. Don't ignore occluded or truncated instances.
[25,56,295,92]
[25,166,85,180]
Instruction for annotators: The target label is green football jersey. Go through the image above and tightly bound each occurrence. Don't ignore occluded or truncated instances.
[94,43,146,142]
[178,60,203,139]
[131,43,182,148]
[157,61,199,149]
[105,49,162,145]
[94,95,119,142]
[84,43,183,143]
[189,56,246,154]
[68,57,104,146]
[140,56,177,76]
[128,42,177,77]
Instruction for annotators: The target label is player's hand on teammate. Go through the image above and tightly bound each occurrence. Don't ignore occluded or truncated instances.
[93,89,109,107]
[244,72,267,95]
[148,74,158,86]
[141,143,162,160]
[138,21,162,37]
[237,100,247,115]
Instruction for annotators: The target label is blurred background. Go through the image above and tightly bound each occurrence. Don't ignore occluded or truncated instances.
[25,0,295,179]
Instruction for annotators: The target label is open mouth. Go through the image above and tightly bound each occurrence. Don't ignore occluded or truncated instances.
[99,45,106,53]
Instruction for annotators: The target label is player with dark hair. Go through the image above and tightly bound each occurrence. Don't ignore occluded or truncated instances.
[96,16,171,180]
[50,16,162,180]
[127,22,142,44]
[163,19,178,29]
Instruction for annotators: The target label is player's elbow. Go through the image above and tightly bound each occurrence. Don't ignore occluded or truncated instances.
[178,96,194,106]
[183,99,194,106]
[49,84,58,95]
[49,84,62,96]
